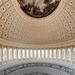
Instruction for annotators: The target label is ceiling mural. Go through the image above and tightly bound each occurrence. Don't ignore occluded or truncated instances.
[17,0,61,18]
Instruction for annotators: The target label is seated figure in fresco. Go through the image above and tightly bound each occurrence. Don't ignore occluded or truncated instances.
[42,0,61,16]
[44,0,49,3]
[33,6,40,15]
[27,3,31,12]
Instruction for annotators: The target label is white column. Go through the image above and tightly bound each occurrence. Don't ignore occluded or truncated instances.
[49,50,52,60]
[61,48,62,62]
[40,49,42,59]
[44,50,46,59]
[24,49,26,60]
[1,46,3,66]
[7,47,9,64]
[65,48,67,63]
[43,50,44,59]
[48,49,49,60]
[21,49,23,60]
[12,48,14,63]
[33,50,34,59]
[36,49,37,59]
[16,48,18,61]
[71,47,73,64]
[25,49,27,60]
[32,49,34,60]
[56,49,58,61]
[52,49,54,61]
[28,49,31,59]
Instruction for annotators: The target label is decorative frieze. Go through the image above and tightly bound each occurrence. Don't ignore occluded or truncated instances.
[0,63,74,75]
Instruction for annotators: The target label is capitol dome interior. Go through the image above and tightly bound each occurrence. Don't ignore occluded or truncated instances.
[0,0,75,75]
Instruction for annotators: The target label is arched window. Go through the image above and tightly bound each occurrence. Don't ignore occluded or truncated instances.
[62,48,66,60]
[26,50,29,58]
[3,48,7,61]
[22,50,25,59]
[67,48,71,61]
[9,48,12,60]
[38,50,40,58]
[49,50,52,58]
[42,50,44,58]
[53,49,56,59]
[14,49,17,59]
[45,50,48,58]
[57,49,61,59]
[34,50,36,58]
[30,50,33,58]
[18,49,21,59]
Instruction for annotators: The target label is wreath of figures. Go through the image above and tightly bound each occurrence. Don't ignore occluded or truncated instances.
[17,0,61,18]
[0,63,73,75]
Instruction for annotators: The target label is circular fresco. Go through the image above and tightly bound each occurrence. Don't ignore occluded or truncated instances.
[17,0,61,18]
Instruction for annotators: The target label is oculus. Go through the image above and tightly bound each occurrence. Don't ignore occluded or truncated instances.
[17,0,61,18]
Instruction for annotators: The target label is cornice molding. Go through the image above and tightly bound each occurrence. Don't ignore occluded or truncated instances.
[0,62,74,75]
[0,38,75,49]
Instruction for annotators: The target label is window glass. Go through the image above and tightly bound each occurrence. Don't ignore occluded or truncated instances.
[45,50,48,58]
[57,49,61,59]
[26,50,29,58]
[22,50,25,58]
[30,50,33,58]
[62,49,65,60]
[67,48,71,60]
[9,48,12,60]
[38,50,40,58]
[34,50,36,58]
[14,49,17,59]
[18,49,21,59]
[42,50,44,58]
[3,48,7,61]
[49,50,52,58]
[53,49,56,58]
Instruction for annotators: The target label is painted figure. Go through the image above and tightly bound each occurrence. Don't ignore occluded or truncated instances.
[17,0,61,18]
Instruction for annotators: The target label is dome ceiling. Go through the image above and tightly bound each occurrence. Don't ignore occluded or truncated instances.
[0,0,75,47]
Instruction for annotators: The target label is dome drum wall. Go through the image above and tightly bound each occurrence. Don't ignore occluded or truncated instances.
[0,45,75,66]
[0,45,75,75]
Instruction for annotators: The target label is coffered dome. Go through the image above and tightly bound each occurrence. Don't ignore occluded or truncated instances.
[0,0,75,48]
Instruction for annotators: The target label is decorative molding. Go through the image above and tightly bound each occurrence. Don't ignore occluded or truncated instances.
[0,63,74,75]
[0,38,75,48]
